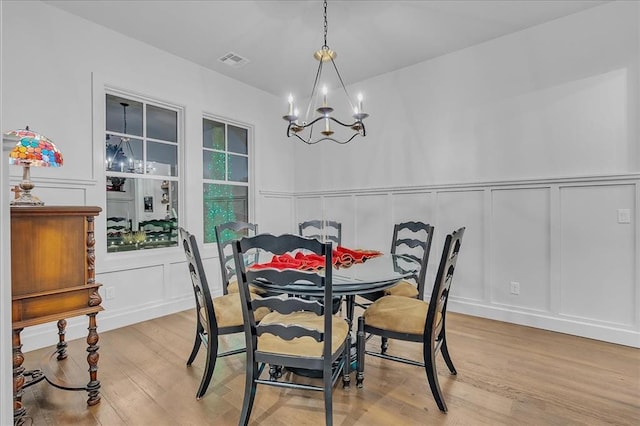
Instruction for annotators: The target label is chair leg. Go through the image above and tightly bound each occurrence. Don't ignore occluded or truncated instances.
[342,339,351,389]
[381,336,389,354]
[424,343,447,413]
[186,326,203,365]
[356,317,365,388]
[195,335,218,400]
[324,364,334,426]
[440,336,457,375]
[239,362,259,426]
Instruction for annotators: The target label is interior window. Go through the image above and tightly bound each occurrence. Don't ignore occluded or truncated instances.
[105,93,180,252]
[202,117,250,244]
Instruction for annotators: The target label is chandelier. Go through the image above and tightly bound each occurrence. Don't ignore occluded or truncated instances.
[106,102,136,173]
[283,0,368,145]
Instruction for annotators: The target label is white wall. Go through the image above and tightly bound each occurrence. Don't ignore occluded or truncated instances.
[1,0,295,353]
[291,1,640,347]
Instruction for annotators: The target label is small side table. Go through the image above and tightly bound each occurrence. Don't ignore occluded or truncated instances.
[11,206,103,425]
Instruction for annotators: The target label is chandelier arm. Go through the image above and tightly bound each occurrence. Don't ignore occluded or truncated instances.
[326,116,362,129]
[329,57,356,111]
[304,58,325,122]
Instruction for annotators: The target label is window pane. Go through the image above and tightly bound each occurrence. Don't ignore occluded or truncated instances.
[228,154,248,182]
[203,150,226,180]
[105,136,143,173]
[228,125,247,154]
[147,104,177,142]
[203,184,248,243]
[107,177,179,252]
[106,94,143,137]
[203,119,225,150]
[147,141,178,176]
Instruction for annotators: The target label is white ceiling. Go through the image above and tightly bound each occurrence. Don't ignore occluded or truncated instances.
[43,0,608,97]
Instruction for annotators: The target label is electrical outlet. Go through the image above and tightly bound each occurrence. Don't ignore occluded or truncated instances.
[510,281,520,295]
[105,287,115,300]
[617,209,631,224]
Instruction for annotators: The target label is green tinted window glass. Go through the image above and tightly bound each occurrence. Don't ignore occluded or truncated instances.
[203,151,226,180]
[203,184,249,243]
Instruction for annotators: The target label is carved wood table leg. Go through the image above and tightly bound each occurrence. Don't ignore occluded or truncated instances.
[56,319,68,360]
[86,313,101,406]
[13,328,26,425]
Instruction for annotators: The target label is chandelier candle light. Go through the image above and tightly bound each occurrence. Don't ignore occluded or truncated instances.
[5,126,63,206]
[283,0,369,145]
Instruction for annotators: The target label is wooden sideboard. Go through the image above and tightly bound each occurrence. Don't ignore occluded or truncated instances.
[11,206,103,425]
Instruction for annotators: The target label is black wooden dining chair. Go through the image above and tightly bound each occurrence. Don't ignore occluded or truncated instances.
[299,219,342,246]
[214,221,259,295]
[360,221,434,303]
[232,233,351,426]
[356,227,465,412]
[180,227,268,399]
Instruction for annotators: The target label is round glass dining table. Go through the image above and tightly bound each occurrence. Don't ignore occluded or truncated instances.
[247,252,420,299]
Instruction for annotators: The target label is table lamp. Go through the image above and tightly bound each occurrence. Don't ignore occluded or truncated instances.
[5,126,63,206]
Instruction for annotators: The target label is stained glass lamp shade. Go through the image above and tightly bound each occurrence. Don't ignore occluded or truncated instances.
[5,126,63,206]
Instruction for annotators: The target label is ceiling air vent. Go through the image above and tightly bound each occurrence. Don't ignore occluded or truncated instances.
[218,52,250,68]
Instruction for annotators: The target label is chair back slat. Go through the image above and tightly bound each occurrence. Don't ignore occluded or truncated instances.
[215,221,258,294]
[391,221,435,299]
[252,296,324,315]
[257,323,324,342]
[299,219,342,246]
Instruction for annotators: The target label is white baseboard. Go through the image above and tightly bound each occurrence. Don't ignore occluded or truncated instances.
[449,300,640,348]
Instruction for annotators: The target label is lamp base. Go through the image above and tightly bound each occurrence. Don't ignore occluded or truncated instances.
[11,192,44,206]
[10,162,45,206]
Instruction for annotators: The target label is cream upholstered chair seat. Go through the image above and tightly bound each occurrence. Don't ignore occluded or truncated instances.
[227,278,266,295]
[363,295,442,335]
[383,279,419,298]
[257,311,349,357]
[204,293,269,329]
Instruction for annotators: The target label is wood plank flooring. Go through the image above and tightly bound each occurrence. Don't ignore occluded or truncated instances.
[19,310,640,425]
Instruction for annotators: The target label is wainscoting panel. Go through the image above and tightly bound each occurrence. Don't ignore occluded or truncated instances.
[354,193,391,250]
[295,196,323,229]
[559,184,636,326]
[166,259,193,300]
[324,195,357,246]
[491,187,551,312]
[259,194,294,235]
[390,191,434,232]
[434,190,485,303]
[293,174,640,347]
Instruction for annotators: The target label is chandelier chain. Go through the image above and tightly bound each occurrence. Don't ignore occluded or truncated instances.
[323,0,328,48]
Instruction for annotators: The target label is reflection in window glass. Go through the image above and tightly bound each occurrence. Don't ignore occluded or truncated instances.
[203,151,226,180]
[105,136,143,173]
[228,125,248,154]
[147,104,177,142]
[106,94,143,137]
[228,154,248,182]
[106,177,179,252]
[105,92,181,252]
[148,141,178,176]
[203,184,248,244]
[203,119,225,150]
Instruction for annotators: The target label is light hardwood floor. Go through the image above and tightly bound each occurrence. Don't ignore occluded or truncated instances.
[19,310,640,425]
